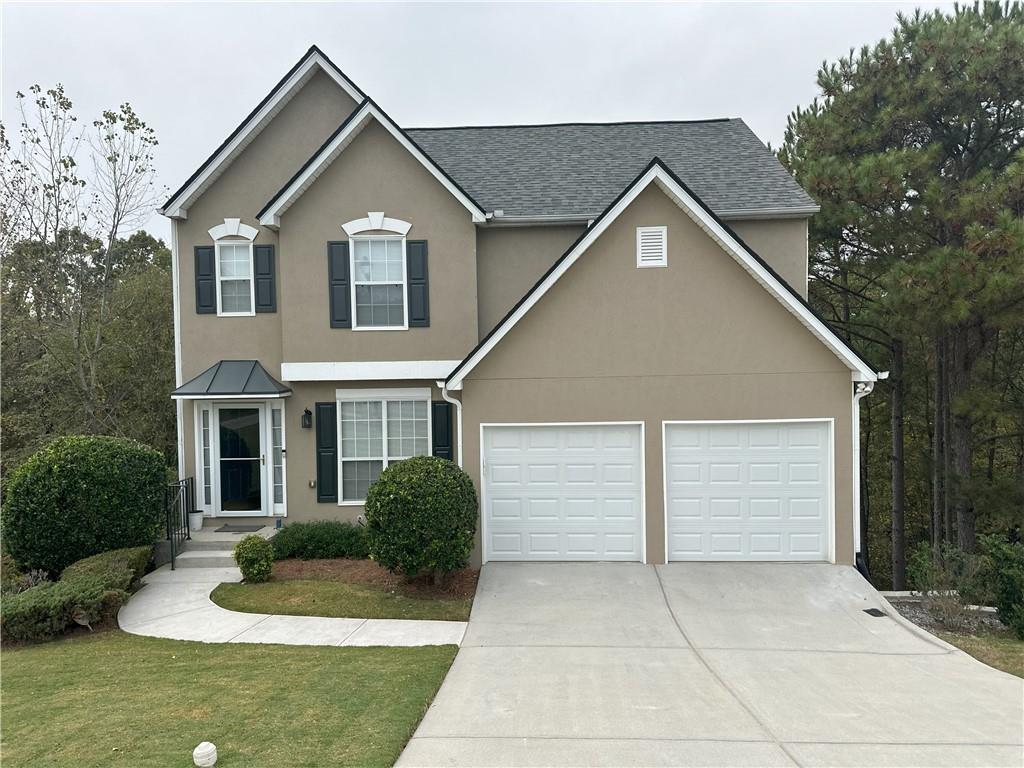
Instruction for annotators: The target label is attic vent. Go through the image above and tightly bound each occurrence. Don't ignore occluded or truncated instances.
[636,226,667,268]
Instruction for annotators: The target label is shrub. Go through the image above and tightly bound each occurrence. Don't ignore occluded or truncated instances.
[271,521,369,560]
[364,456,478,582]
[0,546,150,643]
[978,534,1024,639]
[2,436,166,575]
[234,535,274,583]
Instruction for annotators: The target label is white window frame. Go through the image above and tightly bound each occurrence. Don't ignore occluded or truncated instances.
[636,225,668,268]
[214,240,256,317]
[335,387,432,505]
[349,235,408,331]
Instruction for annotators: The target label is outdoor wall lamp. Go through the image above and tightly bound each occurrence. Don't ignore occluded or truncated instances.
[301,408,313,429]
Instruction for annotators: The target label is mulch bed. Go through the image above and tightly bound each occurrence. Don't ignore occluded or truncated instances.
[271,558,479,601]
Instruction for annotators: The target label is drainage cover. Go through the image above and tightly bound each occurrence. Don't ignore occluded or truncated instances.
[863,608,886,617]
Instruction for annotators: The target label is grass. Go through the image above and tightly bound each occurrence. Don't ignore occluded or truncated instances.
[1,629,456,767]
[938,631,1024,678]
[211,579,472,622]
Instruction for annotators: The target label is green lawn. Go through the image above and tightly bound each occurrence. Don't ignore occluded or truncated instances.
[211,579,472,622]
[1,630,456,767]
[939,631,1024,678]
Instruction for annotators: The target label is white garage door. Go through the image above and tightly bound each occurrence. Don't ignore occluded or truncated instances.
[665,421,832,561]
[482,424,644,562]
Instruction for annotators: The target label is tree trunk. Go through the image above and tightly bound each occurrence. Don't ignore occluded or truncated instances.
[949,326,977,552]
[942,335,955,547]
[861,396,873,576]
[890,339,907,590]
[931,335,945,558]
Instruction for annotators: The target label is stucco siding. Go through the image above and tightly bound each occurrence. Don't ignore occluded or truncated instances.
[728,217,809,299]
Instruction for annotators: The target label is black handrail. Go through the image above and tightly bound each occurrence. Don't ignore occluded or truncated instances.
[165,477,194,570]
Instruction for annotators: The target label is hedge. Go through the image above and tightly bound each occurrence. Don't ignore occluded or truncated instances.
[2,436,166,575]
[1,546,152,644]
[271,521,369,560]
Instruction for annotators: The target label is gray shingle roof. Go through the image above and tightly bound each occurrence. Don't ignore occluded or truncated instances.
[406,119,816,219]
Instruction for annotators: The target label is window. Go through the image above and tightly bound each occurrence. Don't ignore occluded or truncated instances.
[200,408,212,507]
[337,390,430,502]
[216,241,255,315]
[351,237,406,329]
[636,226,668,268]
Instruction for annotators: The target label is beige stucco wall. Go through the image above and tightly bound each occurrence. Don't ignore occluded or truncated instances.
[277,120,479,362]
[460,185,854,565]
[727,217,809,298]
[475,225,585,338]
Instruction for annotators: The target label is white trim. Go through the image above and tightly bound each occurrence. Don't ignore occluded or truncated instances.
[852,381,875,558]
[334,387,430,400]
[350,234,408,331]
[342,213,412,236]
[447,163,876,389]
[269,401,288,517]
[714,205,820,220]
[194,401,213,515]
[282,360,461,381]
[173,392,291,401]
[211,400,270,518]
[636,225,668,268]
[208,218,258,241]
[213,240,255,317]
[258,101,487,227]
[161,50,363,220]
[171,220,185,482]
[479,421,647,565]
[661,418,836,564]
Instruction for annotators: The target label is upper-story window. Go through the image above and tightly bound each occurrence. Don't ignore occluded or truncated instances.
[207,218,260,317]
[352,237,406,329]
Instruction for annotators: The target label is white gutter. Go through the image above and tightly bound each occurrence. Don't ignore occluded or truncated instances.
[170,219,185,481]
[852,376,884,557]
[437,382,463,468]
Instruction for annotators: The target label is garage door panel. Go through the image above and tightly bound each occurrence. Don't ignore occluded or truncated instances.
[484,424,643,562]
[666,422,831,562]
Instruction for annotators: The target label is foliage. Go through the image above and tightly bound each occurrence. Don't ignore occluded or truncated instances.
[978,534,1024,639]
[234,535,274,583]
[271,521,370,560]
[0,545,151,643]
[1,551,25,594]
[907,540,993,605]
[364,456,478,581]
[1,436,165,575]
[778,3,1024,586]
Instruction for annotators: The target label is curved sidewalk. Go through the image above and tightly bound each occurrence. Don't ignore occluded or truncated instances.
[118,564,466,647]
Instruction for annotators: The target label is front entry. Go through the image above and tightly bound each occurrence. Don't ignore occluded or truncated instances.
[217,406,265,513]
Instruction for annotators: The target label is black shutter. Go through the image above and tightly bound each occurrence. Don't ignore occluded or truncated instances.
[407,240,429,327]
[194,246,216,314]
[253,244,276,313]
[327,242,351,328]
[431,401,453,460]
[315,402,338,502]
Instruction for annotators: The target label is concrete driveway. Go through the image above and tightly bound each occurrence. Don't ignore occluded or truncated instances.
[398,563,1023,767]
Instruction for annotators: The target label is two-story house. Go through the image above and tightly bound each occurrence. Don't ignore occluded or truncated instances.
[163,46,880,567]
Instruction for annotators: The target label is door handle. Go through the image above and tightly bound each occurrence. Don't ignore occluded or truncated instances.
[261,454,265,466]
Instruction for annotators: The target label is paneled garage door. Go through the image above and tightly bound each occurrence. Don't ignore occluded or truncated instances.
[664,421,832,561]
[482,424,644,562]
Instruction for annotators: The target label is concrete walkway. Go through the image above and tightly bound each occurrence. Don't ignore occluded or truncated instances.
[118,564,466,647]
[399,563,1023,767]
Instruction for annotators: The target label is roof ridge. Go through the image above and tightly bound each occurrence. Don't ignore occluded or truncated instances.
[406,118,735,132]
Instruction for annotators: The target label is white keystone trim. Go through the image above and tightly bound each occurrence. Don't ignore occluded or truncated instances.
[281,360,461,382]
[446,162,876,389]
[208,218,258,241]
[342,212,412,236]
[161,50,363,220]
[258,101,487,228]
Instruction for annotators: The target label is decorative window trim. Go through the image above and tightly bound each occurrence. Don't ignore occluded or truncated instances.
[342,212,412,237]
[334,387,432,505]
[636,226,668,268]
[349,234,408,331]
[208,218,258,242]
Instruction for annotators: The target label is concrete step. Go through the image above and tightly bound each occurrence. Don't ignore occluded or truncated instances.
[174,550,236,568]
[180,538,246,551]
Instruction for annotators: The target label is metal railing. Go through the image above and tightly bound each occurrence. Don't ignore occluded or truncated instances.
[166,477,194,570]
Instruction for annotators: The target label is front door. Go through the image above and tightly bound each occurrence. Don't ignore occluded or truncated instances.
[216,406,266,515]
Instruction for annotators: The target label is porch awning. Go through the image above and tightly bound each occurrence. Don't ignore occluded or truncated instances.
[171,360,291,400]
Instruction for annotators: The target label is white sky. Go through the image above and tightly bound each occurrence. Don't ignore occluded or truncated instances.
[2,1,947,242]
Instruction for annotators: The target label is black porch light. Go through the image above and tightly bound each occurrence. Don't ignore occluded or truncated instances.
[301,408,313,429]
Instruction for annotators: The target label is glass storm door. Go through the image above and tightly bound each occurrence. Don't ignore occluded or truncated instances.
[216,406,265,514]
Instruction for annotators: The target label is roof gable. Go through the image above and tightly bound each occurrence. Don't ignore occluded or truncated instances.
[160,46,364,220]
[257,101,487,227]
[445,158,876,389]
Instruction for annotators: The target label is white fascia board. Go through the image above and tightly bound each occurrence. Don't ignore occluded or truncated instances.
[171,392,291,400]
[281,360,462,382]
[161,53,362,220]
[447,164,875,389]
[258,102,487,228]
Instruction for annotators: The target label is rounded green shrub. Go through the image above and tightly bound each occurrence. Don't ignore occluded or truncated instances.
[234,535,274,583]
[364,456,478,581]
[271,521,369,560]
[1,436,166,575]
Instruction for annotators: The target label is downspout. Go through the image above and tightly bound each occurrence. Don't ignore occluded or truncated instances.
[437,382,463,468]
[852,373,885,578]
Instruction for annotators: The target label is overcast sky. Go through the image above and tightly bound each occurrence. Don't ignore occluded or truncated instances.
[3,1,945,241]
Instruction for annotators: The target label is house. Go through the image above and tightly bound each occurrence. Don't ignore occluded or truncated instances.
[163,46,881,567]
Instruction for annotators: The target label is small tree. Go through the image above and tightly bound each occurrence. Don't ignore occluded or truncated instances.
[364,456,478,584]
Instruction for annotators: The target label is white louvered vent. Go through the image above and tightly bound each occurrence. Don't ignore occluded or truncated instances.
[636,226,668,268]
